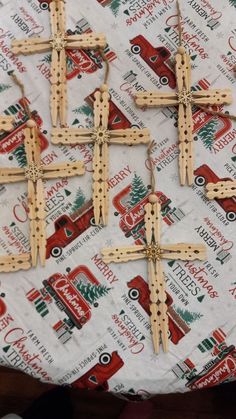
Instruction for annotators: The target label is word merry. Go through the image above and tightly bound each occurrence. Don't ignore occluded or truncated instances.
[108,165,131,190]
[203,218,233,251]
[195,225,220,252]
[92,254,119,284]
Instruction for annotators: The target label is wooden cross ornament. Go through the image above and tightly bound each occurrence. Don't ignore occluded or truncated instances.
[0,119,85,271]
[101,194,206,353]
[11,0,106,127]
[51,85,151,225]
[135,48,232,185]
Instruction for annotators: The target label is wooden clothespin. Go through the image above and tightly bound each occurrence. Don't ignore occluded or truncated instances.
[206,181,236,199]
[11,0,106,127]
[51,50,151,225]
[134,1,234,186]
[101,142,207,353]
[0,116,14,132]
[0,254,31,273]
[0,74,85,271]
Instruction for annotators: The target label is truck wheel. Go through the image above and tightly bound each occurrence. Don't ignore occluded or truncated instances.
[80,317,87,326]
[99,353,112,365]
[90,217,96,226]
[50,246,62,258]
[94,302,99,308]
[128,288,140,301]
[40,2,49,10]
[195,175,206,187]
[131,45,141,55]
[226,211,236,222]
[160,75,169,86]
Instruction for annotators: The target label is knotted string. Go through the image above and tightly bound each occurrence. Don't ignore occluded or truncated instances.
[147,140,156,193]
[9,72,32,120]
[98,47,110,86]
[176,0,183,48]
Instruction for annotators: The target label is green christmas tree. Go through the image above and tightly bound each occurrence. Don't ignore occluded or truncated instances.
[76,281,111,304]
[67,56,74,73]
[128,173,148,207]
[42,54,51,64]
[175,306,202,325]
[109,0,121,16]
[71,188,86,212]
[12,144,27,167]
[0,83,11,93]
[229,0,236,7]
[198,119,218,150]
[73,104,93,117]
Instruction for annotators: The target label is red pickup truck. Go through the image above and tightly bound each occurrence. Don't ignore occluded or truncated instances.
[46,200,95,258]
[43,265,100,329]
[130,35,176,88]
[186,346,236,390]
[127,276,190,345]
[72,351,124,390]
[194,164,236,222]
[86,90,139,129]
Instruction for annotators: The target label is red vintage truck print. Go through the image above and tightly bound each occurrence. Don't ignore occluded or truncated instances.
[85,90,139,129]
[46,200,95,259]
[194,164,236,222]
[0,98,48,155]
[27,265,103,344]
[72,351,124,391]
[0,294,6,317]
[113,185,185,243]
[127,276,190,345]
[186,347,236,390]
[130,35,176,89]
[173,328,236,389]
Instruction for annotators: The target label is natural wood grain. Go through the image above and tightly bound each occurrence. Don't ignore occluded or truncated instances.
[0,123,85,271]
[206,181,236,199]
[135,48,232,186]
[51,86,150,225]
[101,199,206,353]
[11,0,106,127]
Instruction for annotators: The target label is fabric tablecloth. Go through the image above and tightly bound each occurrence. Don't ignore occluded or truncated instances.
[0,0,235,398]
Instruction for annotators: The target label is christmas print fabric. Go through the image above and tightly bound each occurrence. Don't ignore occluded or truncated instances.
[0,0,236,397]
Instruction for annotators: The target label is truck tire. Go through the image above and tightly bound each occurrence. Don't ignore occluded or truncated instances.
[226,211,236,222]
[195,175,206,187]
[40,2,49,10]
[131,44,141,54]
[128,288,140,301]
[99,353,112,365]
[50,246,62,258]
[160,75,169,86]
